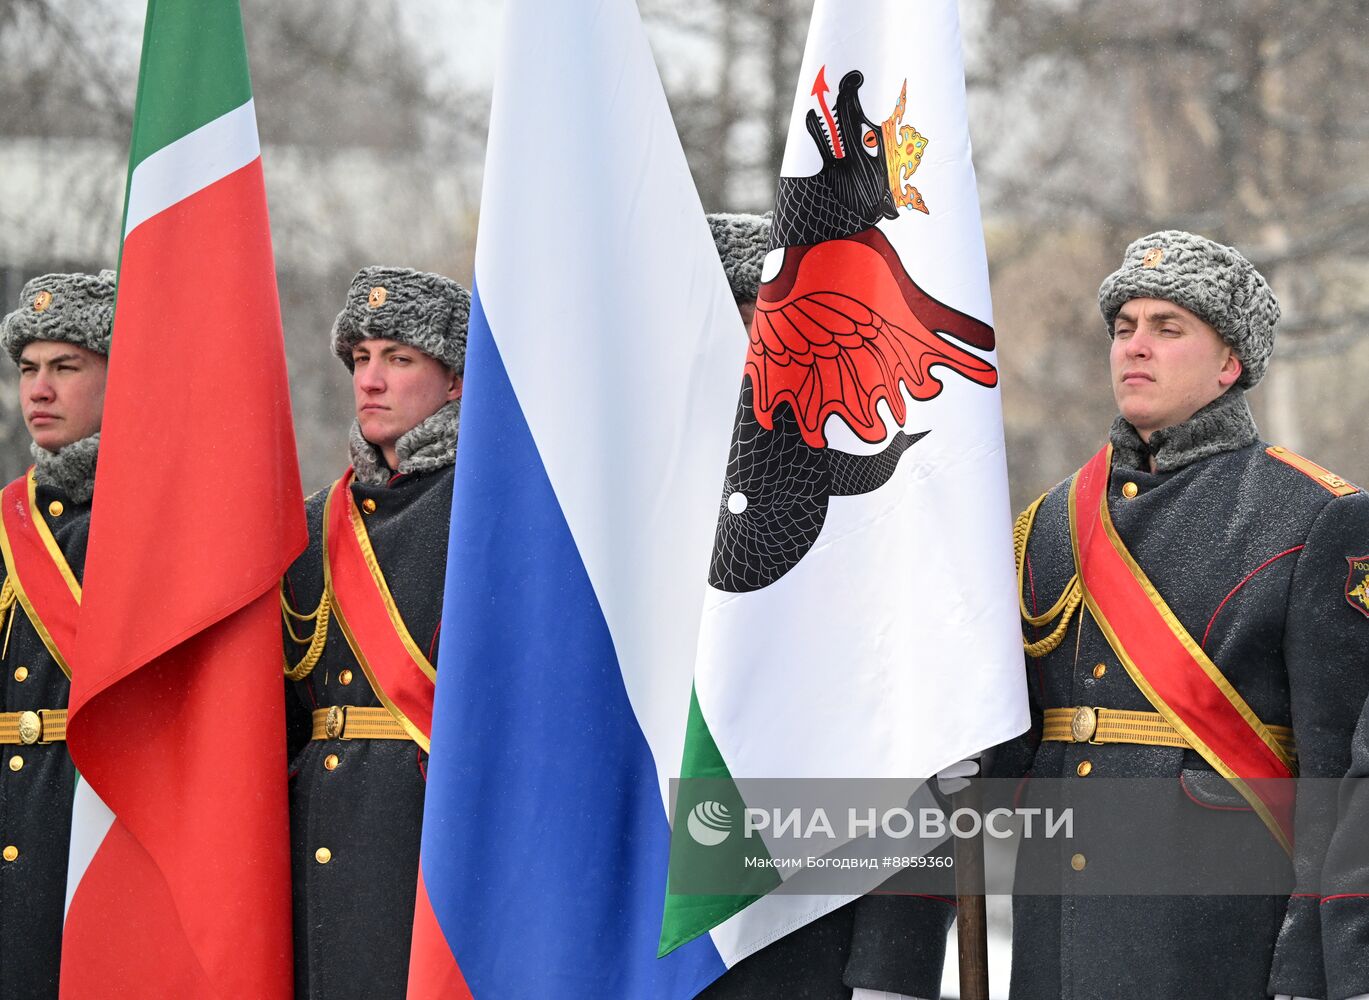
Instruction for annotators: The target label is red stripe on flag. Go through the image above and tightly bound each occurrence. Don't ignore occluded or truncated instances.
[62,821,213,996]
[407,866,473,1000]
[63,159,304,998]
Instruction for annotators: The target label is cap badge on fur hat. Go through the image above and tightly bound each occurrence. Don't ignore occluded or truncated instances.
[2,270,116,365]
[1097,229,1280,389]
[331,266,470,373]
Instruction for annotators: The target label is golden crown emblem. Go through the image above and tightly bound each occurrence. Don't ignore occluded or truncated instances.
[881,81,929,214]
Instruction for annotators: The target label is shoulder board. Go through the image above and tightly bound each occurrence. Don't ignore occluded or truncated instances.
[1266,446,1360,497]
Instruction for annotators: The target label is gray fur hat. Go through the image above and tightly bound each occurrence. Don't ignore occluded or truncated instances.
[331,266,470,373]
[1098,230,1280,389]
[1,269,116,365]
[708,212,771,303]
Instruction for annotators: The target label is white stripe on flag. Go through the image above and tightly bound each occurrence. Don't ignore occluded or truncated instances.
[124,98,261,238]
[65,773,115,919]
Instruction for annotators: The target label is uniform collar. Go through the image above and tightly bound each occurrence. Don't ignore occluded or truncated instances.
[1110,388,1259,473]
[349,400,460,486]
[31,432,99,504]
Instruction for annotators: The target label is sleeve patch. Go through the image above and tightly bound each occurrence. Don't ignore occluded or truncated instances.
[1347,555,1369,619]
[1267,446,1360,497]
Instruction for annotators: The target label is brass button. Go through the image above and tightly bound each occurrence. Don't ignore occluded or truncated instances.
[17,711,40,745]
[33,291,53,313]
[8,755,22,772]
[1071,853,1087,871]
[2,845,17,862]
[368,286,388,309]
[315,847,332,864]
[361,498,377,514]
[338,669,353,686]
[1070,706,1098,743]
[1121,482,1139,499]
[1141,247,1164,269]
[13,666,28,682]
[47,500,64,517]
[1076,760,1093,778]
[1092,663,1107,679]
[324,753,340,771]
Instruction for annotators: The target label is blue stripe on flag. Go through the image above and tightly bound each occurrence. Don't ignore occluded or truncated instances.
[419,286,726,998]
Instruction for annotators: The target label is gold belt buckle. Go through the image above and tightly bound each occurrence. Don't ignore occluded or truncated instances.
[18,710,43,745]
[1070,706,1100,744]
[324,706,347,740]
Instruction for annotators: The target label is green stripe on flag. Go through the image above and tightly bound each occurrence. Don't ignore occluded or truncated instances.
[128,0,253,170]
[658,687,779,957]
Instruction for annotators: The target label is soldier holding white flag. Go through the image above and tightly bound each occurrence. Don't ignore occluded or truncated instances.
[998,231,1369,999]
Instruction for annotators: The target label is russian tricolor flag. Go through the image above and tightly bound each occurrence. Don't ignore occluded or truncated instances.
[407,1,744,995]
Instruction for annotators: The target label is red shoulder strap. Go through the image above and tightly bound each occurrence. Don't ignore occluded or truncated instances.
[0,471,82,678]
[323,471,435,749]
[1070,445,1295,853]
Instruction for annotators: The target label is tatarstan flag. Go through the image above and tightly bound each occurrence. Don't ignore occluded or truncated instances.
[60,1,304,996]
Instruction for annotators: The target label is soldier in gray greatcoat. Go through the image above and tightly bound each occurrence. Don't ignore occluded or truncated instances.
[996,231,1369,999]
[282,267,466,1000]
[0,270,113,1000]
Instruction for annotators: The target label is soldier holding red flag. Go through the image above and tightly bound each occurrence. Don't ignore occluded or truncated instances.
[282,266,466,999]
[998,231,1369,999]
[0,270,112,999]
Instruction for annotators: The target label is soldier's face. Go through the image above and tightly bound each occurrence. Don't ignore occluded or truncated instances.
[352,339,462,461]
[18,340,108,452]
[1110,298,1242,441]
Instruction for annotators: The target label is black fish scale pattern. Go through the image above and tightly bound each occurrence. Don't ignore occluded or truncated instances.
[771,175,869,249]
[828,430,928,496]
[709,386,829,593]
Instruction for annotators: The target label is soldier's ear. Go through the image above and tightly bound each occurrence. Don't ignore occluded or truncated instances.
[1218,349,1242,388]
[447,374,463,402]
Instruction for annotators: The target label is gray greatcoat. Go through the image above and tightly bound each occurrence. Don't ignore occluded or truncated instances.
[0,436,97,1000]
[284,408,455,1000]
[1321,683,1369,999]
[993,389,1369,999]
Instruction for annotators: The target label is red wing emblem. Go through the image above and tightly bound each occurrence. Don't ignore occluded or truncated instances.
[748,227,997,448]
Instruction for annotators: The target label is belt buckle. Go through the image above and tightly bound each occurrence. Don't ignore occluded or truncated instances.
[1070,706,1100,744]
[18,710,41,745]
[324,706,348,740]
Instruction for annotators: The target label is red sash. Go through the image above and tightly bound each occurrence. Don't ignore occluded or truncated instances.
[0,471,82,678]
[1070,445,1296,853]
[323,470,435,750]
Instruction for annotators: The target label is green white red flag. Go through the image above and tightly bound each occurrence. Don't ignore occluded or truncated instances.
[60,1,304,996]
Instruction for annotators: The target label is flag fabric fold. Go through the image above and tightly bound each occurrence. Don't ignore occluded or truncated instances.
[663,0,1029,956]
[406,1,744,995]
[60,1,304,996]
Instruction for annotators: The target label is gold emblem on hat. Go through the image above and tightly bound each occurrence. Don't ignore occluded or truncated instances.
[1142,248,1164,269]
[32,291,53,313]
[368,286,388,309]
[324,705,344,739]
